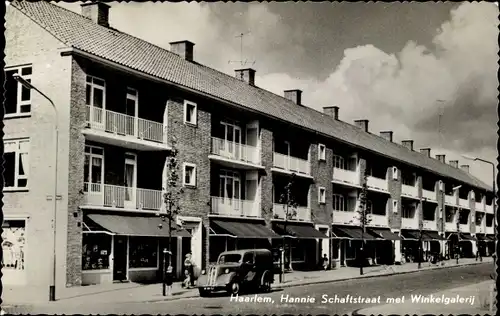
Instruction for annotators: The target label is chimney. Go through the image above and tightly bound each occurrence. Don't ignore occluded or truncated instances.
[436,154,446,163]
[284,90,302,105]
[449,160,459,168]
[169,40,195,61]
[323,106,339,120]
[81,2,110,27]
[235,68,256,86]
[354,119,369,132]
[402,140,414,151]
[460,164,470,173]
[420,148,431,157]
[379,131,393,142]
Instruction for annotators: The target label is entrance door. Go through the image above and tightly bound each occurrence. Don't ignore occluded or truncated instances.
[86,76,106,130]
[125,88,138,136]
[113,236,128,281]
[221,123,242,160]
[219,171,241,215]
[124,153,137,209]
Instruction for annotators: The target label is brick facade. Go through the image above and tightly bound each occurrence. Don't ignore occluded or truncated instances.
[387,166,401,229]
[310,144,333,225]
[416,176,424,228]
[260,126,274,226]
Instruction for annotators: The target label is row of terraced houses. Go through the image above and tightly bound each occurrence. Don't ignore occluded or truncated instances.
[4,1,495,302]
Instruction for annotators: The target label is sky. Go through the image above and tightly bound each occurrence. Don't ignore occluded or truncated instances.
[56,1,499,187]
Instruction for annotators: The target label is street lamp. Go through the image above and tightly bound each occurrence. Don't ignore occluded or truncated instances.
[162,248,170,296]
[453,185,462,265]
[13,74,59,302]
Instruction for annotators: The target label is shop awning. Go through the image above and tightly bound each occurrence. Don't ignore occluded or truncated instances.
[368,228,401,240]
[401,230,419,240]
[331,226,378,240]
[422,231,445,241]
[85,214,191,237]
[459,233,474,241]
[486,235,496,241]
[210,219,281,238]
[273,223,328,239]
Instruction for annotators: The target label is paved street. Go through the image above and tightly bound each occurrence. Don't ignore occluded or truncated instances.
[4,262,492,315]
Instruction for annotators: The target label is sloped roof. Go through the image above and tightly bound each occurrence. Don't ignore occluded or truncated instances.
[10,1,491,191]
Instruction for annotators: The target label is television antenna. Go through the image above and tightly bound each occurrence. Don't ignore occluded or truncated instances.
[228,32,256,67]
[437,99,445,149]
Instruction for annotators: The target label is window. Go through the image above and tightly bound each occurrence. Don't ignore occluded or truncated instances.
[318,187,326,204]
[183,163,196,187]
[82,233,111,270]
[402,203,416,218]
[393,200,398,213]
[332,194,345,211]
[438,180,444,192]
[129,237,158,269]
[475,212,484,225]
[125,87,138,118]
[83,146,104,189]
[392,167,398,180]
[242,252,254,264]
[5,66,32,116]
[1,220,26,271]
[184,100,197,125]
[333,155,345,169]
[318,144,326,161]
[4,139,30,189]
[219,170,241,200]
[85,76,106,108]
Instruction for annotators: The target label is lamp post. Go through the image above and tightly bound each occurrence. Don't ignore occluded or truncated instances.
[162,248,168,296]
[13,74,59,302]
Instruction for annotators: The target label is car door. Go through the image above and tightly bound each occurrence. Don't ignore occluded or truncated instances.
[242,252,256,284]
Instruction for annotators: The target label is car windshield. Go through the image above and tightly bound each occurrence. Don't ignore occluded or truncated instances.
[218,254,241,264]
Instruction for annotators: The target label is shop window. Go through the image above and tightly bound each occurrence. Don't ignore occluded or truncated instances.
[1,220,26,270]
[82,233,111,270]
[129,237,158,269]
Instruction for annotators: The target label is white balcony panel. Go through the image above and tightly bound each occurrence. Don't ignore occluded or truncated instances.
[332,168,359,185]
[422,189,436,201]
[332,211,359,225]
[83,183,162,211]
[475,222,486,234]
[211,197,260,218]
[486,226,494,234]
[445,194,456,205]
[485,204,494,214]
[401,217,419,229]
[445,222,458,232]
[368,214,388,227]
[475,201,485,212]
[273,153,310,175]
[366,176,388,191]
[402,184,418,198]
[273,203,311,222]
[210,137,260,165]
[460,224,470,233]
[85,106,166,144]
[459,198,469,209]
[423,220,437,231]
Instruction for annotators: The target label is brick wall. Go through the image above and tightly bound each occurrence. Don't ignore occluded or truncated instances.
[416,176,424,228]
[469,190,476,234]
[387,167,401,229]
[260,127,274,226]
[436,181,445,232]
[310,144,333,225]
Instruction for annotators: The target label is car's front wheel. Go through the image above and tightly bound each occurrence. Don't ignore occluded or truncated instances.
[199,288,209,297]
[227,281,240,295]
[261,271,272,293]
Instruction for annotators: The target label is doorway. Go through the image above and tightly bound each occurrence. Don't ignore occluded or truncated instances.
[113,236,128,281]
[124,153,137,209]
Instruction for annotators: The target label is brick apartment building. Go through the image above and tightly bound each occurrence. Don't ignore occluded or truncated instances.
[4,1,495,301]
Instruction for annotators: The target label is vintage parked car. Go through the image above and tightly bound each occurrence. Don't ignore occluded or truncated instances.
[197,249,274,297]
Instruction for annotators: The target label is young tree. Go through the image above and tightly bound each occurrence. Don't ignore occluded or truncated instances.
[418,216,423,269]
[278,173,298,281]
[455,207,461,264]
[355,168,371,275]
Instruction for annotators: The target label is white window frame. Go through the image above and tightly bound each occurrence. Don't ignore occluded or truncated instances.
[4,138,30,191]
[332,194,345,211]
[5,65,33,118]
[318,187,326,204]
[84,145,105,188]
[128,237,160,271]
[86,75,106,108]
[332,154,345,169]
[183,162,197,187]
[1,217,29,275]
[318,144,326,161]
[183,100,198,125]
[393,199,398,213]
[219,169,241,200]
[392,167,398,180]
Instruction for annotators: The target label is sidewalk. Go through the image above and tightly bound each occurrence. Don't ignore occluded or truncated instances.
[2,257,492,311]
[354,279,496,315]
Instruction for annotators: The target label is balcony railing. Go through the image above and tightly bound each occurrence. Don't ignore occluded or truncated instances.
[476,221,486,234]
[475,201,485,212]
[210,137,260,165]
[459,198,469,209]
[210,197,260,218]
[366,176,388,191]
[459,223,470,233]
[422,220,437,230]
[332,168,359,185]
[444,222,458,232]
[422,189,436,201]
[273,153,310,175]
[402,184,418,198]
[445,194,456,205]
[332,210,359,225]
[485,203,494,214]
[273,203,311,222]
[86,106,165,144]
[368,214,388,227]
[401,217,419,229]
[83,183,162,210]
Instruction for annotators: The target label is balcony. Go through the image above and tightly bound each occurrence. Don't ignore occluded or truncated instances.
[84,106,168,151]
[210,197,260,218]
[366,176,388,192]
[445,194,456,205]
[332,168,360,186]
[459,198,469,209]
[332,210,359,226]
[273,203,311,222]
[368,214,388,227]
[82,183,162,211]
[485,203,494,214]
[445,222,458,232]
[209,137,262,169]
[476,221,486,234]
[401,184,418,199]
[475,201,485,212]
[423,220,437,231]
[422,189,436,201]
[272,153,311,177]
[401,217,419,229]
[486,225,494,234]
[459,223,470,233]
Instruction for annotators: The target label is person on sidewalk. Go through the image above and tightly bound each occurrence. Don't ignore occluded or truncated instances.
[183,253,194,288]
[322,254,329,271]
[165,265,173,296]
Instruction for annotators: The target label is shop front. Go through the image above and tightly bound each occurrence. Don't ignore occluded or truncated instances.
[367,228,400,265]
[401,230,443,262]
[1,219,27,285]
[82,213,191,285]
[331,225,379,267]
[458,233,475,258]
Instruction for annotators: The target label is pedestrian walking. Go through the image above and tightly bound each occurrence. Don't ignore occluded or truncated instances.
[322,254,329,271]
[165,265,173,296]
[184,253,194,288]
